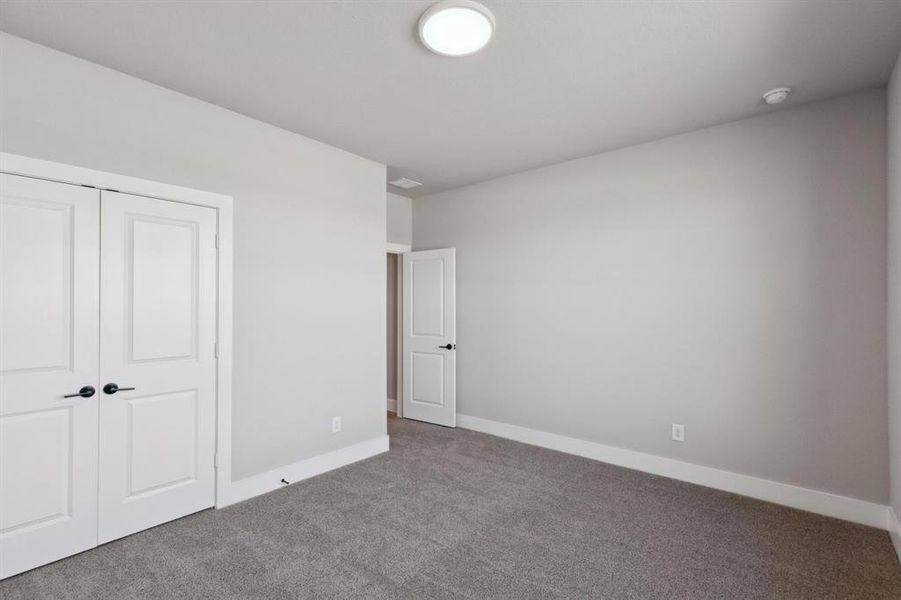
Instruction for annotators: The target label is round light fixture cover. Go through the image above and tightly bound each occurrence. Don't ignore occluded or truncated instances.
[419,0,496,57]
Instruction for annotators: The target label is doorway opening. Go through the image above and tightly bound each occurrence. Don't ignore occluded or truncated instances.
[387,251,402,422]
[388,245,456,427]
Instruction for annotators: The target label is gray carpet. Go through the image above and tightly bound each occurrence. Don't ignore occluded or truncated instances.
[2,418,899,599]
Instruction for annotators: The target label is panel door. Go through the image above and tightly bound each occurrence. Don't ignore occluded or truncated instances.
[98,191,217,544]
[402,248,456,427]
[0,174,100,579]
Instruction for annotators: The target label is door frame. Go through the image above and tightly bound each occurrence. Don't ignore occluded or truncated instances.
[0,152,236,509]
[386,242,410,418]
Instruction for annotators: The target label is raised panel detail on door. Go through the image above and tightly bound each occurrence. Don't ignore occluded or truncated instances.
[0,409,72,534]
[130,217,198,362]
[0,200,72,373]
[99,190,216,545]
[411,352,444,406]
[402,249,456,427]
[126,391,198,499]
[0,174,99,580]
[412,260,444,337]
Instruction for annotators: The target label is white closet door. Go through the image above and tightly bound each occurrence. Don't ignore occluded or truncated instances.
[0,174,100,579]
[402,248,456,427]
[98,191,217,544]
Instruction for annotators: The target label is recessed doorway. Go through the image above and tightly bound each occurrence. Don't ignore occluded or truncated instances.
[386,248,405,420]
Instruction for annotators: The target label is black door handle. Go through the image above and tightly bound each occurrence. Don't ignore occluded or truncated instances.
[64,385,96,399]
[438,344,454,350]
[103,383,136,395]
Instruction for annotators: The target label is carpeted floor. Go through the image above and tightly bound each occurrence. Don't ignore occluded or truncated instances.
[2,418,899,599]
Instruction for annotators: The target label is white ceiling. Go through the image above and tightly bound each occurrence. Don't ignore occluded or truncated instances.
[2,1,900,197]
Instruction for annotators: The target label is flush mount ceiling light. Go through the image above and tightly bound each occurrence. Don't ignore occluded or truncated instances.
[419,0,495,57]
[762,87,792,105]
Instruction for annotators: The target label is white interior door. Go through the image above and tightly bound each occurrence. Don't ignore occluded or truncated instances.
[98,191,217,544]
[0,174,100,578]
[402,248,456,427]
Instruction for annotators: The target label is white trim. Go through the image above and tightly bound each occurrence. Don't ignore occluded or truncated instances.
[0,152,236,511]
[213,201,235,508]
[0,153,228,207]
[217,435,390,507]
[457,414,891,530]
[397,258,404,417]
[387,397,397,413]
[387,242,411,253]
[385,251,404,417]
[889,507,901,563]
[395,255,404,417]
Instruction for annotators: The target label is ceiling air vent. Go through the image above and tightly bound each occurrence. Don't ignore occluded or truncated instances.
[389,177,422,190]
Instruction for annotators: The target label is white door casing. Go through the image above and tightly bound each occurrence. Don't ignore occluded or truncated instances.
[402,248,456,427]
[97,191,217,544]
[0,174,100,578]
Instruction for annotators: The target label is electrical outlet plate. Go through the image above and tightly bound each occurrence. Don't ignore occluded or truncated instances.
[671,423,685,442]
[332,416,342,433]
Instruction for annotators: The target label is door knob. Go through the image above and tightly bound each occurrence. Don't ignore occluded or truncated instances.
[103,383,136,395]
[64,385,96,399]
[438,344,454,350]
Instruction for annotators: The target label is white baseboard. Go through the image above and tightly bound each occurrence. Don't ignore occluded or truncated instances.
[457,414,890,530]
[216,435,389,508]
[387,397,397,413]
[889,507,901,563]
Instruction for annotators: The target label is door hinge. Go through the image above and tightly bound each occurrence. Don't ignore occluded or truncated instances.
[214,453,219,468]
[214,342,219,359]
[214,234,219,249]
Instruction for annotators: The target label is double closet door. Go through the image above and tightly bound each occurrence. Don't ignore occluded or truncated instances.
[0,174,218,579]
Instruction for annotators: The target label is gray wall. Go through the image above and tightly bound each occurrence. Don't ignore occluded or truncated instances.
[414,90,889,503]
[0,34,388,481]
[387,192,412,245]
[889,52,901,521]
[385,191,409,404]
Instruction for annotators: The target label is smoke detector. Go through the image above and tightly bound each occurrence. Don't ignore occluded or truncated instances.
[389,177,422,190]
[762,87,792,105]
